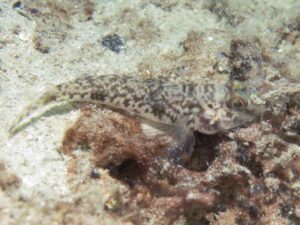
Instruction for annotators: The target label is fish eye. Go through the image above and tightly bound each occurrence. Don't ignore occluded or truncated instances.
[227,95,248,111]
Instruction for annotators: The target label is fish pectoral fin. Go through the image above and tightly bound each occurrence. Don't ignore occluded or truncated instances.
[138,118,196,164]
[139,117,178,134]
[169,130,196,165]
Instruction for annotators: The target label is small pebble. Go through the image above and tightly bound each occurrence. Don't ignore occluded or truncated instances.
[12,1,22,9]
[29,8,40,15]
[101,34,125,53]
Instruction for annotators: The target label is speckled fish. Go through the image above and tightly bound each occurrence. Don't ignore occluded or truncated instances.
[8,75,261,163]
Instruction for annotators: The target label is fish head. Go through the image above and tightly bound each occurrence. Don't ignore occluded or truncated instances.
[194,80,264,134]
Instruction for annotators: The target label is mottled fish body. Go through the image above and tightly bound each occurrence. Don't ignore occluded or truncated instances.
[8,75,259,163]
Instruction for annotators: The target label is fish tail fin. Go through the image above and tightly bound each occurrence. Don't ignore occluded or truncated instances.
[8,86,60,136]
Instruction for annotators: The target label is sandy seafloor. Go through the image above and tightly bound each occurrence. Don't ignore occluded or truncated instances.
[0,0,300,224]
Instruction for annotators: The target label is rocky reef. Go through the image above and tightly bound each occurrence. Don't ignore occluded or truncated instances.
[1,0,299,224]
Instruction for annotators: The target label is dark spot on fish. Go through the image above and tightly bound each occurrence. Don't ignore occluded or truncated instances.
[68,93,75,99]
[123,99,130,107]
[80,93,87,99]
[164,100,181,115]
[132,94,144,102]
[137,102,145,108]
[91,91,107,101]
[151,101,165,118]
[109,94,118,102]
[29,8,40,15]
[169,114,177,123]
[182,111,192,116]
